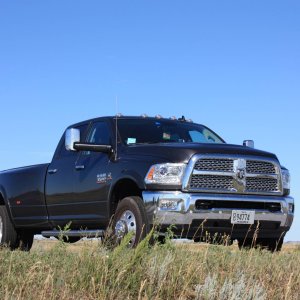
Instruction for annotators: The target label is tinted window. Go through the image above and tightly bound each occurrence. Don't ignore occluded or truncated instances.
[117,119,224,145]
[80,121,111,156]
[87,121,111,144]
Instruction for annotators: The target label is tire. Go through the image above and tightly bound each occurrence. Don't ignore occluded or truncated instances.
[112,196,149,247]
[0,206,34,251]
[238,237,283,252]
[0,206,18,249]
[238,238,253,249]
[16,231,34,251]
[256,238,284,252]
[157,235,166,244]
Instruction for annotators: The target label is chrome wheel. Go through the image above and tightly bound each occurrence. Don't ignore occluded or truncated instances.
[0,216,3,243]
[114,210,137,245]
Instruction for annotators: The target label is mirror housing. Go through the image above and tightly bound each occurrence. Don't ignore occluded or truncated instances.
[65,128,114,154]
[243,140,254,148]
[65,128,80,151]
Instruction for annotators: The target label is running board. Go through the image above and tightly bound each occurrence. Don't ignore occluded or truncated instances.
[41,229,105,238]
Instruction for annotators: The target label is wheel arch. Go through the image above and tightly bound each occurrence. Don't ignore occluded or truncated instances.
[109,177,143,217]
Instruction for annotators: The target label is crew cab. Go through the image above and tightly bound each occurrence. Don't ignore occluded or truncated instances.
[0,115,294,251]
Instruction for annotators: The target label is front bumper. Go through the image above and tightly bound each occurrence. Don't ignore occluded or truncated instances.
[142,191,294,239]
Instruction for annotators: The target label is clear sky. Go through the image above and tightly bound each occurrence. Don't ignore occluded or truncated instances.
[0,1,299,241]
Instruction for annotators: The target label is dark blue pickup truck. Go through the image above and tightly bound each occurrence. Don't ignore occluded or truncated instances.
[0,115,294,251]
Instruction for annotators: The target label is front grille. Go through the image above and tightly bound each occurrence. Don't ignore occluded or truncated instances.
[246,160,276,174]
[246,177,279,192]
[186,156,282,195]
[190,175,233,190]
[194,158,233,172]
[195,200,281,212]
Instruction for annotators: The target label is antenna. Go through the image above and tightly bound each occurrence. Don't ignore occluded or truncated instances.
[115,96,118,160]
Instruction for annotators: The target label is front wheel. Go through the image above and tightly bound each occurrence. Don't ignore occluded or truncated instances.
[256,237,284,252]
[112,196,149,247]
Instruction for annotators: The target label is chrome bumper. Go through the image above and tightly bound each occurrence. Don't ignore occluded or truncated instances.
[142,191,294,228]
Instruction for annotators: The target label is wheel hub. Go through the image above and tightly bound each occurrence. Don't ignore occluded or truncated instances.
[115,220,127,238]
[114,210,137,244]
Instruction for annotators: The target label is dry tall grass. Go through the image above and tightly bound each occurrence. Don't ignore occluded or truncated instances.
[0,235,299,300]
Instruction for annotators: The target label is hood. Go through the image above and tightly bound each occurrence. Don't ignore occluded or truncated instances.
[122,142,278,163]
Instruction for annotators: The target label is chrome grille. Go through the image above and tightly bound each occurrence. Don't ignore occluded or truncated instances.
[185,155,282,195]
[246,177,279,192]
[194,159,233,172]
[190,175,233,190]
[246,160,276,174]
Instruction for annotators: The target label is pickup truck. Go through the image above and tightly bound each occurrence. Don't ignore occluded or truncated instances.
[0,115,294,251]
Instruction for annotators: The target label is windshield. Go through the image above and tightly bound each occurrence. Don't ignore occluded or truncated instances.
[117,119,224,145]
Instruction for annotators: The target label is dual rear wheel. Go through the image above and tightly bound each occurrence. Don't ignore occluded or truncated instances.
[0,206,34,251]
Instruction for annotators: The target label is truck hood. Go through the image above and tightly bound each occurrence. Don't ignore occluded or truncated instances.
[123,143,278,163]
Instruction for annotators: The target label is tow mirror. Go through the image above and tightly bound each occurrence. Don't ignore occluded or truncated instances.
[243,140,254,148]
[65,128,80,151]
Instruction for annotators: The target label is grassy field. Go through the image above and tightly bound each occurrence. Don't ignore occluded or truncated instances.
[0,236,299,300]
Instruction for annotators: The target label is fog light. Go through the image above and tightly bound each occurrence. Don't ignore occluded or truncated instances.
[159,199,179,210]
[288,203,294,213]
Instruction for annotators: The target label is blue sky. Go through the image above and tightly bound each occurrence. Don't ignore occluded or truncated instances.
[0,1,299,241]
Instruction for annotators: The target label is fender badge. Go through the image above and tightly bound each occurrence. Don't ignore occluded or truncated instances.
[97,173,112,184]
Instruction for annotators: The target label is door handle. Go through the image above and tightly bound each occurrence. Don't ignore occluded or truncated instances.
[75,165,85,170]
[48,169,58,174]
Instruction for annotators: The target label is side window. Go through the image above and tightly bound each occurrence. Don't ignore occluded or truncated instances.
[57,124,89,159]
[87,121,111,145]
[189,129,218,144]
[188,130,207,143]
[82,121,111,156]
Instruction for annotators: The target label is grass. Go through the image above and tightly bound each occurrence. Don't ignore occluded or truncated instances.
[0,236,300,300]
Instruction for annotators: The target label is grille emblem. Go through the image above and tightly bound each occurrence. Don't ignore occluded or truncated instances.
[233,159,246,192]
[237,169,245,180]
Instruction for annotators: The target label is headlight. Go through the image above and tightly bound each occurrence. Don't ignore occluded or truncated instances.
[281,168,290,190]
[145,163,186,185]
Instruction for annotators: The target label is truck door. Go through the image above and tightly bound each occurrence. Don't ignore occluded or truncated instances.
[73,120,112,227]
[45,123,89,227]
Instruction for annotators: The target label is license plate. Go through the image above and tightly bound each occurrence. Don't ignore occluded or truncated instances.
[231,210,255,225]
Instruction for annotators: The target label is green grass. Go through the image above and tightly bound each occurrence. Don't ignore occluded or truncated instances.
[0,236,299,300]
